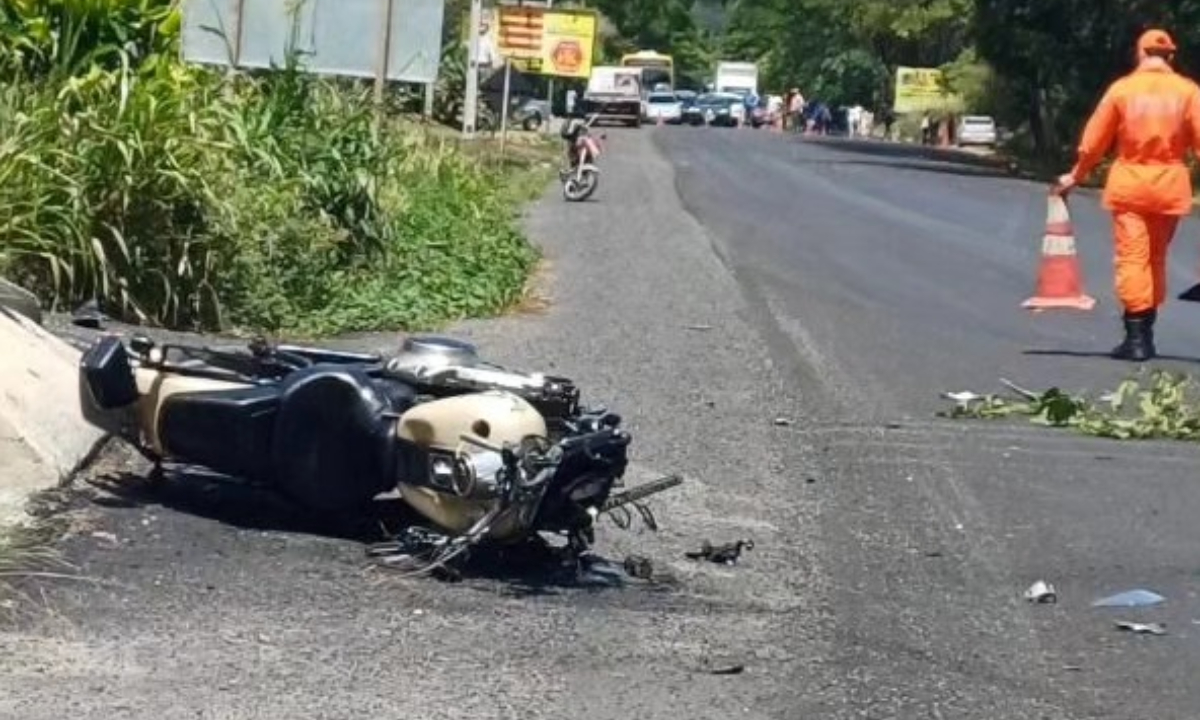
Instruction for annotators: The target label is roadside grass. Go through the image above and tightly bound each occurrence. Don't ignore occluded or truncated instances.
[0,521,74,619]
[0,3,561,339]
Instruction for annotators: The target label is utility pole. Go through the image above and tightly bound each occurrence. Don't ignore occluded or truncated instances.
[544,0,555,134]
[463,0,484,139]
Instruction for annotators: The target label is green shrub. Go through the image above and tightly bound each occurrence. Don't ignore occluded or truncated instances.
[0,9,545,336]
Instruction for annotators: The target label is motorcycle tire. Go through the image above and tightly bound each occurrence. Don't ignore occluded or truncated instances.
[562,169,598,202]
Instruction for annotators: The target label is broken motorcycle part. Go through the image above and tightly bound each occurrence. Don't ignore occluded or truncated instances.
[686,539,755,565]
[1115,620,1167,636]
[1024,580,1058,604]
[623,555,654,580]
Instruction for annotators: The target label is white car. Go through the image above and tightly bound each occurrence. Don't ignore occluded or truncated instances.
[957,115,997,147]
[643,92,683,124]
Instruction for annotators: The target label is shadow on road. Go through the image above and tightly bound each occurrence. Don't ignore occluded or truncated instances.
[1023,348,1200,365]
[82,467,662,596]
[788,156,1018,180]
[86,468,402,542]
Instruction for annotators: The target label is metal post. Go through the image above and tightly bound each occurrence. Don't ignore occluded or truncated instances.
[544,0,554,134]
[500,57,512,154]
[374,0,395,108]
[463,0,484,139]
[230,0,247,68]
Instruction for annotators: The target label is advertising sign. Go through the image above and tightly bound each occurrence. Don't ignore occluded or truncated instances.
[893,66,963,113]
[467,6,596,78]
[182,0,444,84]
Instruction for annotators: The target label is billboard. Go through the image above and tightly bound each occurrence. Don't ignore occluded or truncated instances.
[893,66,963,113]
[181,0,445,84]
[465,6,597,79]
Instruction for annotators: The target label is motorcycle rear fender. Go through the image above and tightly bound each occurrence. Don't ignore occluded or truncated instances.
[79,335,256,456]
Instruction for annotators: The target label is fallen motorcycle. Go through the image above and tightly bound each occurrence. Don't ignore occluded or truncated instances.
[559,112,604,202]
[78,333,681,576]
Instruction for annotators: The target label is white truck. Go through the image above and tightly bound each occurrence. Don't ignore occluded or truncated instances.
[714,61,759,98]
[580,66,643,127]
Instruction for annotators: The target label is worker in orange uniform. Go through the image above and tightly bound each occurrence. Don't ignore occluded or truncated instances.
[1054,28,1200,361]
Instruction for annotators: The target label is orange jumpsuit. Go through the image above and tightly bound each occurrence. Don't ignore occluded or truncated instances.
[1069,61,1200,313]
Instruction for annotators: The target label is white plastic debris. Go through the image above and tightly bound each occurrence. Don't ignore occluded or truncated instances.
[941,391,983,404]
[1025,580,1058,604]
[1115,620,1167,636]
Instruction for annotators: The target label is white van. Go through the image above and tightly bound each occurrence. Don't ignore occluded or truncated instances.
[957,115,997,147]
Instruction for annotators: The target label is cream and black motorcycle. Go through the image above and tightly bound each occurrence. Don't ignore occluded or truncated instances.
[78,333,680,576]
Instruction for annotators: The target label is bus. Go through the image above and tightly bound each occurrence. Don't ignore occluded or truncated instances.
[620,50,674,92]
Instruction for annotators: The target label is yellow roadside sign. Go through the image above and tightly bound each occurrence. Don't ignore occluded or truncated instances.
[894,66,964,114]
[463,6,597,79]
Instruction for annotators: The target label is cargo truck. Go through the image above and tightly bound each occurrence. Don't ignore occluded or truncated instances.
[579,66,643,127]
[714,61,759,98]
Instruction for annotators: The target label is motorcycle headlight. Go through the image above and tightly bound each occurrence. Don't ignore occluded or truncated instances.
[447,450,508,498]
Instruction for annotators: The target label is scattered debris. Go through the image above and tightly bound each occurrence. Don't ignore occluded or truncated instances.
[623,554,654,580]
[1115,620,1167,636]
[942,391,984,404]
[703,662,745,676]
[1092,589,1166,608]
[1024,580,1058,604]
[686,539,754,565]
[89,531,119,545]
[939,372,1200,442]
[773,417,793,427]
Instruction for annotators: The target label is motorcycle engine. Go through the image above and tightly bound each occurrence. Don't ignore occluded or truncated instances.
[384,335,581,434]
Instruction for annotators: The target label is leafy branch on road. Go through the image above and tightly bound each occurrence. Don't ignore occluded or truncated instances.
[939,370,1200,441]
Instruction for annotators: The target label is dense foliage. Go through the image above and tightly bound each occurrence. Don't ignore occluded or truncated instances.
[0,0,544,336]
[576,0,1200,162]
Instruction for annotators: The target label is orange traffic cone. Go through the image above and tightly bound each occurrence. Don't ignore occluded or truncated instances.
[1022,194,1097,311]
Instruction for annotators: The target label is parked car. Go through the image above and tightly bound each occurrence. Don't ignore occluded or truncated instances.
[643,92,684,124]
[512,98,551,131]
[702,94,745,127]
[956,115,997,147]
[680,93,708,126]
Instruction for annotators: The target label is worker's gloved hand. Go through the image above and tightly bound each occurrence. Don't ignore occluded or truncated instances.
[1052,172,1077,196]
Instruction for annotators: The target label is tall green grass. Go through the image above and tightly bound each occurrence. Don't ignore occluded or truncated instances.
[0,0,545,336]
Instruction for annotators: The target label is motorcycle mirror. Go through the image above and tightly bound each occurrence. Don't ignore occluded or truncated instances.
[129,334,155,356]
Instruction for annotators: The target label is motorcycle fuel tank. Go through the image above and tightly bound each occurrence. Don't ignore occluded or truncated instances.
[395,390,547,451]
[394,391,549,539]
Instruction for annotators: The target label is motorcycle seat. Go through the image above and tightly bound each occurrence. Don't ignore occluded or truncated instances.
[271,365,410,513]
[159,385,282,484]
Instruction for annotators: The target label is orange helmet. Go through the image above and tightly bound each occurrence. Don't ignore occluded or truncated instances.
[1137,29,1176,54]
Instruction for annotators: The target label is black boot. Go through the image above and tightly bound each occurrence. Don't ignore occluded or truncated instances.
[1111,309,1156,362]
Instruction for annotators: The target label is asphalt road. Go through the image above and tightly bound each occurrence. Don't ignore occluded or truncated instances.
[658,127,1200,719]
[4,126,1200,720]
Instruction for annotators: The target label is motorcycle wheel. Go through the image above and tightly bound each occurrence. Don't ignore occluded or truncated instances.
[562,168,598,202]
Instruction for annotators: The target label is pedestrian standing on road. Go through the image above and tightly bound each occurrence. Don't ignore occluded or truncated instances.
[1053,28,1200,361]
[788,88,805,133]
